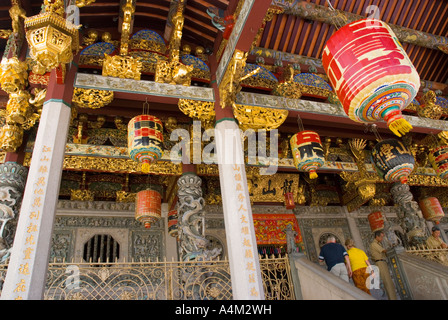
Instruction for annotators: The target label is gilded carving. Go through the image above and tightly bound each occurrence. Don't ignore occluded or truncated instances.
[232,104,288,131]
[0,57,28,94]
[178,99,215,124]
[0,122,23,152]
[418,90,443,120]
[219,50,249,109]
[102,54,142,80]
[72,88,114,109]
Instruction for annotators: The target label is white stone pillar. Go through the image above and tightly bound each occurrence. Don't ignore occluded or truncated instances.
[1,66,75,299]
[214,118,264,300]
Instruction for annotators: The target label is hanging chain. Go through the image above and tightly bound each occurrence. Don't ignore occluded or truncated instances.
[142,98,150,115]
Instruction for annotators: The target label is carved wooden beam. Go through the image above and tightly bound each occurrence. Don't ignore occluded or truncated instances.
[249,46,448,95]
[280,0,448,52]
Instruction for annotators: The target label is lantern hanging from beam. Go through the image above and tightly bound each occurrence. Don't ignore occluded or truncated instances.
[428,145,448,180]
[135,189,161,229]
[322,19,420,137]
[370,139,415,184]
[128,114,164,173]
[368,211,384,232]
[290,130,325,179]
[419,197,445,225]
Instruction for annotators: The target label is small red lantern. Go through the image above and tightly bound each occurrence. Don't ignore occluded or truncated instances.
[419,197,445,225]
[284,192,296,210]
[290,130,325,179]
[368,211,384,232]
[135,189,161,229]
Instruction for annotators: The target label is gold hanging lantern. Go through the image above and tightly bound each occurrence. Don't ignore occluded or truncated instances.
[24,4,79,76]
[135,189,162,229]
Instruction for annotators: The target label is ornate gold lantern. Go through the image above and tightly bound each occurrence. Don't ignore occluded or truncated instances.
[24,7,79,76]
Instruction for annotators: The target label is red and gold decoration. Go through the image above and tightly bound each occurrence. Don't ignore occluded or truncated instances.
[322,19,420,137]
[168,209,179,237]
[128,114,164,173]
[253,214,302,246]
[290,130,325,179]
[419,197,445,225]
[368,211,385,232]
[135,189,162,229]
[428,145,448,180]
[370,139,415,184]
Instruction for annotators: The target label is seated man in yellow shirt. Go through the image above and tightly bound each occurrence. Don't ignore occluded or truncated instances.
[345,238,374,295]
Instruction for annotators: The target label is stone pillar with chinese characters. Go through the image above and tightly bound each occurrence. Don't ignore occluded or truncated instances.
[1,62,77,300]
[214,117,265,300]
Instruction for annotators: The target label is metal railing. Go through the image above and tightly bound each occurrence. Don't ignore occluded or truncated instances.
[405,245,448,267]
[0,255,295,300]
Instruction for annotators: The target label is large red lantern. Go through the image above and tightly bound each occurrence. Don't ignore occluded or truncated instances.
[429,145,448,180]
[135,189,162,229]
[322,19,420,137]
[128,114,164,173]
[290,130,325,179]
[370,139,415,184]
[419,197,445,225]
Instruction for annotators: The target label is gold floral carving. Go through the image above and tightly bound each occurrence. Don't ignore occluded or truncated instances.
[0,122,23,152]
[418,90,444,120]
[72,88,114,109]
[154,9,193,86]
[272,65,302,99]
[70,189,94,201]
[6,90,32,124]
[116,191,136,203]
[24,154,182,175]
[102,54,142,80]
[219,50,249,109]
[339,139,377,211]
[233,104,288,131]
[119,0,135,55]
[178,99,215,123]
[0,57,28,94]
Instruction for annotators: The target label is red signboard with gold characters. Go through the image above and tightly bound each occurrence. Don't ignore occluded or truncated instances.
[322,19,420,137]
[253,214,302,246]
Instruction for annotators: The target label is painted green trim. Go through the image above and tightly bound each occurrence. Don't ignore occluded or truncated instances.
[215,117,237,126]
[43,99,72,108]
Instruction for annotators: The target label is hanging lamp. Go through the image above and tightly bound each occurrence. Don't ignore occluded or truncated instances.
[322,18,420,137]
[370,138,415,184]
[128,99,164,173]
[419,197,445,225]
[290,115,325,179]
[135,189,162,229]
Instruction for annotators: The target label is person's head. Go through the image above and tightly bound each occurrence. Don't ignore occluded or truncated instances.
[432,226,441,238]
[327,235,336,243]
[374,230,385,241]
[345,238,355,249]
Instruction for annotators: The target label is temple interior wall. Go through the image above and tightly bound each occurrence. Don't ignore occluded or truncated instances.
[51,201,448,264]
